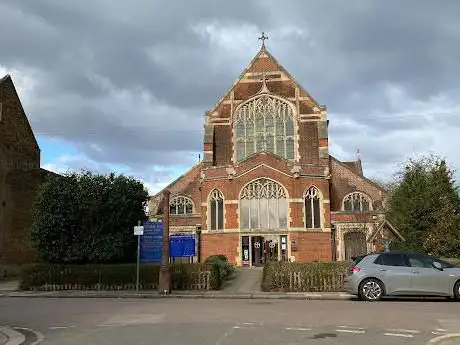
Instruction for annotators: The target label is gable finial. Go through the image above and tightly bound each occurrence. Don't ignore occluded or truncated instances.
[258,32,268,49]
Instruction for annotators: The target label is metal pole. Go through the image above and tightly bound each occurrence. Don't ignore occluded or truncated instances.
[136,220,141,293]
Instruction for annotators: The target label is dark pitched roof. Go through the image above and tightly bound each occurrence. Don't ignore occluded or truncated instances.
[330,155,387,194]
[341,160,363,176]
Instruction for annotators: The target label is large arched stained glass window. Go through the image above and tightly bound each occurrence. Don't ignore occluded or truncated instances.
[235,95,295,162]
[240,178,288,230]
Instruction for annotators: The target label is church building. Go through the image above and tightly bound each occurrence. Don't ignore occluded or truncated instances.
[148,39,403,266]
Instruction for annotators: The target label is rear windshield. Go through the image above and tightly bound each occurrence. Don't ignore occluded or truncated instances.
[351,255,366,266]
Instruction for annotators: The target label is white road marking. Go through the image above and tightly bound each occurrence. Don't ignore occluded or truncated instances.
[97,324,125,327]
[337,325,365,330]
[436,328,448,332]
[13,326,44,345]
[384,328,420,334]
[49,326,76,329]
[432,331,447,335]
[383,333,414,338]
[336,329,366,334]
[0,326,25,345]
[284,327,312,331]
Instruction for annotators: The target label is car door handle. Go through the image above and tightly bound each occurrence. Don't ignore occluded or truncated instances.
[379,268,386,271]
[412,270,420,274]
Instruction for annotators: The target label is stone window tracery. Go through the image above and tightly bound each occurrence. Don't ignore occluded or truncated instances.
[209,189,224,230]
[343,192,372,212]
[234,95,295,161]
[169,196,194,215]
[239,178,288,230]
[305,187,321,229]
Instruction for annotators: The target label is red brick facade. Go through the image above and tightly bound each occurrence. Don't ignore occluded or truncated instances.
[0,75,54,264]
[148,47,401,265]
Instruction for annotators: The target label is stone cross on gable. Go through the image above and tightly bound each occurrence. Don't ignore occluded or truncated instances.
[259,73,270,93]
[258,32,268,48]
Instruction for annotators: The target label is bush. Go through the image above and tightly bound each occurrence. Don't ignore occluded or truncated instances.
[19,263,218,291]
[261,261,350,292]
[204,255,234,281]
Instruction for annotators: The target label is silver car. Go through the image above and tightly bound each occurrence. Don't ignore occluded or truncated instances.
[344,251,460,301]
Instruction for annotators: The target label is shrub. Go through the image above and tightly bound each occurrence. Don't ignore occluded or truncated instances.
[19,263,217,291]
[261,261,350,292]
[204,255,234,281]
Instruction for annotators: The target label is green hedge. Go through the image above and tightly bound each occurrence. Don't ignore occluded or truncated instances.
[204,255,234,281]
[261,261,351,292]
[19,262,222,291]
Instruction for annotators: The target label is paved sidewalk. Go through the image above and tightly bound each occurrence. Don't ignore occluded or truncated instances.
[220,267,263,294]
[1,289,355,300]
[0,280,19,292]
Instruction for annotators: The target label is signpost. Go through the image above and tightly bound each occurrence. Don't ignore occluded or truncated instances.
[133,221,144,293]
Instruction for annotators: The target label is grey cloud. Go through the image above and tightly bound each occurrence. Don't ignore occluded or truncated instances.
[1,0,460,179]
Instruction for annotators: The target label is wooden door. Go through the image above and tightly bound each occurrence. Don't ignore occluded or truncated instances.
[344,232,367,260]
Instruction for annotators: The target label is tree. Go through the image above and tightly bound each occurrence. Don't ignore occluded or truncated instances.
[388,155,460,257]
[31,171,149,264]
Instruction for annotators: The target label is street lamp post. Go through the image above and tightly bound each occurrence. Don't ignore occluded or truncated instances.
[158,190,171,294]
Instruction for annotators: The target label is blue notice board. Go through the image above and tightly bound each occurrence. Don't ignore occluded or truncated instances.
[140,220,163,263]
[169,234,196,257]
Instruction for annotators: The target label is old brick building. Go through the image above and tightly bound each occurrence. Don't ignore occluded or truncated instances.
[148,45,403,266]
[0,75,53,264]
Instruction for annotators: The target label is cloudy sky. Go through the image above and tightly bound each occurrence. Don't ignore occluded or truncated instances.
[2,0,460,193]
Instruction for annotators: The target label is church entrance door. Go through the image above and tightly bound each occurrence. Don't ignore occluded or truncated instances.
[251,236,264,267]
[264,239,278,263]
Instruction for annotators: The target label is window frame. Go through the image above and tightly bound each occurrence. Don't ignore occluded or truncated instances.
[233,94,297,162]
[239,178,288,230]
[342,192,373,212]
[169,196,194,216]
[304,186,322,229]
[209,189,224,231]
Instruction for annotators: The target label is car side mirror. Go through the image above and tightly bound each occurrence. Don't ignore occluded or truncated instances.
[432,261,443,271]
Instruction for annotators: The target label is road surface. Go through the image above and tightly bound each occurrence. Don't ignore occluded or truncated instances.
[1,297,460,344]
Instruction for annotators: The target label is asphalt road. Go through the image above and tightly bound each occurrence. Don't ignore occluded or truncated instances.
[1,298,460,344]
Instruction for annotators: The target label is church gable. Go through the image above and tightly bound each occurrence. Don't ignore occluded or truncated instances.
[204,43,330,167]
[0,75,40,160]
[207,48,323,121]
[148,163,203,216]
[329,156,387,212]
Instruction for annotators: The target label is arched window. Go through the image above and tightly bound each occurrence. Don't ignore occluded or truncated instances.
[343,192,372,212]
[169,196,193,215]
[234,95,295,162]
[209,189,224,230]
[240,178,288,230]
[305,187,321,229]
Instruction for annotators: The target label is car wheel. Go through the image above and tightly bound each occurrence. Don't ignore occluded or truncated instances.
[454,281,460,300]
[359,278,384,301]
